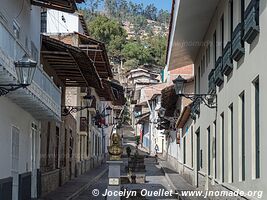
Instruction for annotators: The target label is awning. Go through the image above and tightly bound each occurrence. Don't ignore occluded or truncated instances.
[48,33,112,79]
[41,35,102,88]
[176,104,192,129]
[31,0,84,13]
[161,85,179,117]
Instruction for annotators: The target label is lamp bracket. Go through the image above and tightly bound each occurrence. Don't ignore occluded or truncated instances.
[0,84,28,96]
[180,93,217,109]
[62,105,90,116]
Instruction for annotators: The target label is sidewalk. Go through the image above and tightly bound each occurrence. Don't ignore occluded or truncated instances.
[39,164,108,200]
[159,159,207,200]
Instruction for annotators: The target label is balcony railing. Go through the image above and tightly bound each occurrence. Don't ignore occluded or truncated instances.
[231,23,245,62]
[208,69,216,94]
[214,57,224,87]
[243,0,260,44]
[0,20,61,119]
[222,42,233,76]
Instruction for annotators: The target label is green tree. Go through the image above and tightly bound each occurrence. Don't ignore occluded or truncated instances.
[122,41,152,65]
[157,9,170,24]
[145,35,167,66]
[131,15,147,36]
[88,15,127,59]
[144,4,158,21]
[124,59,139,70]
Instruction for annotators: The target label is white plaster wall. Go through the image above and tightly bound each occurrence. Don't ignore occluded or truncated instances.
[47,10,79,34]
[191,0,267,197]
[0,0,41,60]
[0,97,39,179]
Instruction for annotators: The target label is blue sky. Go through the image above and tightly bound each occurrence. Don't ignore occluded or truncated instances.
[79,0,172,12]
[130,0,172,11]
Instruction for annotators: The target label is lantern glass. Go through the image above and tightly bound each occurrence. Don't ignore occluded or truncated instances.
[158,107,166,118]
[14,54,37,86]
[173,75,186,95]
[83,94,94,107]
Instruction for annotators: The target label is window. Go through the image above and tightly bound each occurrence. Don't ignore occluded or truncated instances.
[55,127,60,169]
[254,78,260,178]
[80,117,88,132]
[206,47,210,67]
[194,75,197,93]
[46,122,51,166]
[198,66,201,93]
[221,15,224,53]
[69,130,73,159]
[41,11,47,33]
[241,0,245,22]
[229,0,234,39]
[214,121,217,179]
[80,136,82,160]
[207,127,211,176]
[213,32,217,64]
[64,128,67,166]
[221,113,225,182]
[239,92,245,181]
[229,104,234,183]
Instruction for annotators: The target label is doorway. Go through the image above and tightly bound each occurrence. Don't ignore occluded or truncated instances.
[11,126,19,200]
[31,123,39,199]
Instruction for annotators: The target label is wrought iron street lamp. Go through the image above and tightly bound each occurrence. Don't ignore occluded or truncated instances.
[93,105,114,128]
[173,75,217,109]
[0,54,37,96]
[158,107,166,118]
[62,93,94,116]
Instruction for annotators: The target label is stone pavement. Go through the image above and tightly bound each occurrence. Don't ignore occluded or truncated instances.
[159,159,208,200]
[39,163,108,200]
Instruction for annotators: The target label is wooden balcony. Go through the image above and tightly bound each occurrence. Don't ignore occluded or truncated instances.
[243,0,260,44]
[231,23,245,62]
[0,21,61,120]
[214,57,224,87]
[222,42,233,76]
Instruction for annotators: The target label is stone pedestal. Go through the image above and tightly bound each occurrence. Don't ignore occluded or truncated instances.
[107,160,123,200]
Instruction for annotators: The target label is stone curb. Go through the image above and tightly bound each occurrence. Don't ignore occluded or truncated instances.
[158,160,182,200]
[66,167,108,200]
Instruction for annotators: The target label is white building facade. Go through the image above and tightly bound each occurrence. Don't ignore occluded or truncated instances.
[167,0,265,199]
[0,0,61,199]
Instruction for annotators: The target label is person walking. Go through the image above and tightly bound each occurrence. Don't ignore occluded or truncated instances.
[154,144,159,162]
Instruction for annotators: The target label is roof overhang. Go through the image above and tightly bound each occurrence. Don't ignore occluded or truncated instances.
[167,0,219,70]
[31,0,84,13]
[161,85,179,117]
[41,35,102,88]
[176,104,191,129]
[76,32,113,79]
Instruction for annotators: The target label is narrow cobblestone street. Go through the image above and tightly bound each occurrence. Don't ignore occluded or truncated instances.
[40,125,203,200]
[74,125,177,200]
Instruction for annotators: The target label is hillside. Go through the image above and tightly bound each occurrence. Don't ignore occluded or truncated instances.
[79,0,170,71]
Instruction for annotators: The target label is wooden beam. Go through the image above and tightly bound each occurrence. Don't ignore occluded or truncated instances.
[41,51,70,55]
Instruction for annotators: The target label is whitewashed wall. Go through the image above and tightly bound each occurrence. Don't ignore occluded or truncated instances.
[0,97,39,178]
